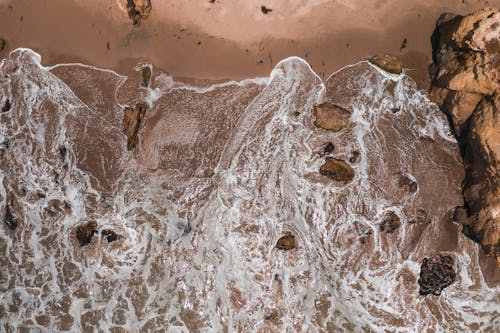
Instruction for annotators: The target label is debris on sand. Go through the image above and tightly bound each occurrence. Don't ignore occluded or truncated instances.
[261,6,272,14]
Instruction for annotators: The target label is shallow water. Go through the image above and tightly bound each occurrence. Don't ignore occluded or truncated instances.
[0,49,499,332]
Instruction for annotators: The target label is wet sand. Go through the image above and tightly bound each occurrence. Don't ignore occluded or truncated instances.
[0,0,497,88]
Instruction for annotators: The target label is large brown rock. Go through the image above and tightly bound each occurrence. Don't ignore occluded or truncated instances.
[319,158,355,182]
[368,54,402,74]
[123,102,147,150]
[429,8,500,266]
[313,103,351,131]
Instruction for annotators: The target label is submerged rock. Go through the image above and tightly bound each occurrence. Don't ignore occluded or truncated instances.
[429,8,500,265]
[319,158,355,182]
[319,142,335,157]
[397,173,418,193]
[141,66,151,87]
[276,234,296,250]
[3,203,18,230]
[123,102,147,150]
[379,211,400,233]
[313,103,351,131]
[2,99,11,113]
[418,255,456,296]
[0,38,5,52]
[368,54,402,74]
[101,229,119,243]
[76,222,97,246]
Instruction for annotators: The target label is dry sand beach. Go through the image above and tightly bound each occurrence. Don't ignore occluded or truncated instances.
[0,0,497,85]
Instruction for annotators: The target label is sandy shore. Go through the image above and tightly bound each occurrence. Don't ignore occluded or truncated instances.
[0,0,496,87]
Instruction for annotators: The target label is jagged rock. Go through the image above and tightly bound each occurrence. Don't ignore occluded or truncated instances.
[418,255,456,296]
[429,8,500,265]
[123,102,147,150]
[76,221,97,246]
[313,103,351,131]
[276,234,296,250]
[379,211,400,233]
[319,158,355,182]
[368,54,402,74]
[122,0,152,25]
[101,229,119,243]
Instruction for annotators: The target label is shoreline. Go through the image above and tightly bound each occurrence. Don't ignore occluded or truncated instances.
[0,0,494,88]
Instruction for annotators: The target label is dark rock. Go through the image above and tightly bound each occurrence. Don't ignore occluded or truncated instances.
[2,99,11,112]
[123,102,147,150]
[349,151,360,164]
[276,234,296,250]
[319,158,355,182]
[76,222,97,246]
[58,146,67,160]
[141,66,151,87]
[313,103,351,131]
[400,38,408,51]
[418,255,456,296]
[101,229,119,243]
[126,0,152,26]
[379,211,400,233]
[4,203,18,230]
[319,142,335,157]
[0,38,5,52]
[261,6,272,14]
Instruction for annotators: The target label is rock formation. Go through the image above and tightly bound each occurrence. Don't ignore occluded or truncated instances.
[313,103,351,131]
[120,0,152,25]
[123,102,147,150]
[429,8,499,266]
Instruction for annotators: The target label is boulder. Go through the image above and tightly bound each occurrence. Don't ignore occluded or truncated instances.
[418,255,456,296]
[276,234,296,250]
[320,158,355,182]
[368,54,402,74]
[313,103,351,131]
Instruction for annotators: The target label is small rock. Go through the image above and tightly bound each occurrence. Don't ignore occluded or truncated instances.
[76,221,97,246]
[418,255,456,296]
[349,151,360,163]
[2,99,11,113]
[319,142,335,157]
[369,54,402,74]
[3,203,18,230]
[0,38,5,52]
[379,211,400,233]
[313,103,351,131]
[400,38,408,51]
[101,229,119,243]
[397,174,418,193]
[276,234,296,250]
[58,146,67,160]
[319,158,355,182]
[261,6,272,14]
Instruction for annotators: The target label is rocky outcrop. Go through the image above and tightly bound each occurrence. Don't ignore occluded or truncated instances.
[418,255,456,296]
[121,0,152,25]
[429,8,500,266]
[123,102,147,150]
[319,158,355,182]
